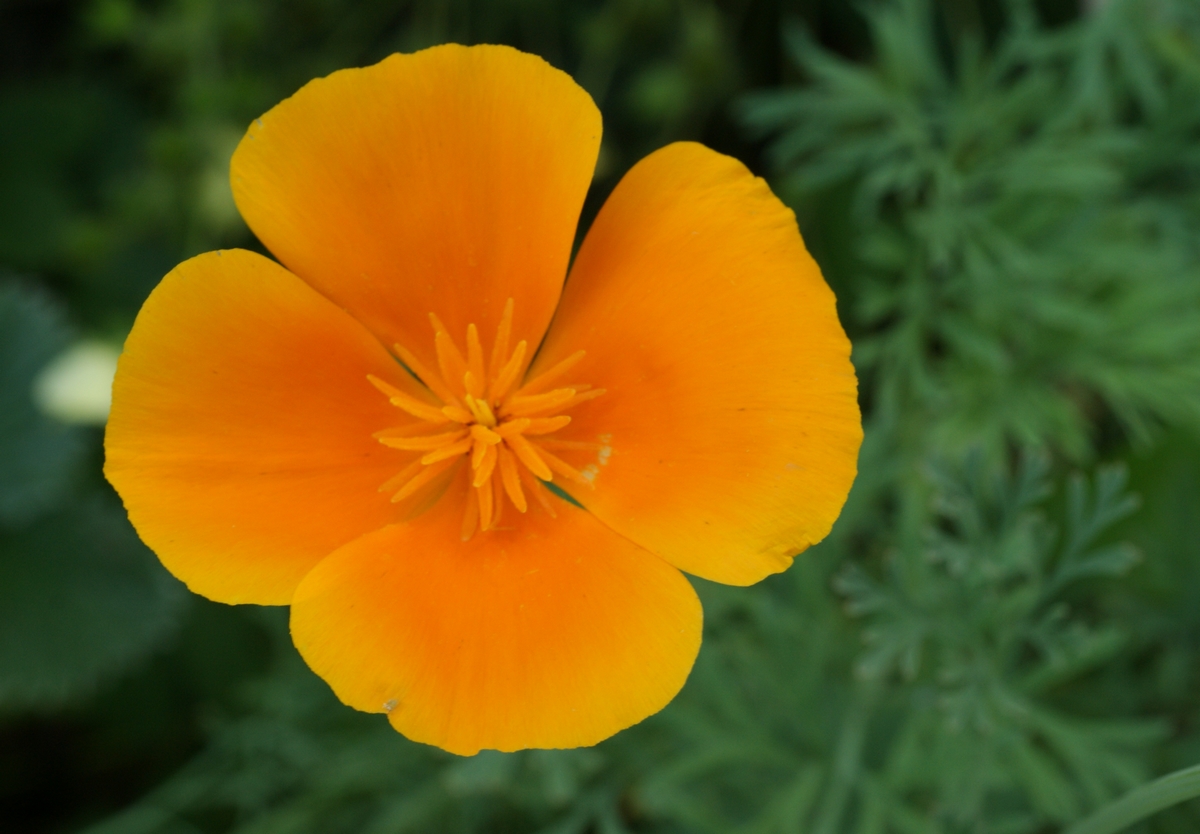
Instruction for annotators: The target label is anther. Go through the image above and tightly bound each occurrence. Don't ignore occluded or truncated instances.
[519,350,586,395]
[503,388,578,418]
[470,424,502,445]
[490,340,527,401]
[464,394,497,427]
[489,299,515,381]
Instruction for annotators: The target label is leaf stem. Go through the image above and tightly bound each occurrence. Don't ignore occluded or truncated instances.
[810,681,878,834]
[1062,763,1200,834]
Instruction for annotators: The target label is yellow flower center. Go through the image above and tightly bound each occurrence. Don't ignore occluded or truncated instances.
[368,299,604,540]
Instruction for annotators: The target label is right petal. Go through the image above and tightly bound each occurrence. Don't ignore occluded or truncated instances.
[527,143,861,586]
[105,249,425,605]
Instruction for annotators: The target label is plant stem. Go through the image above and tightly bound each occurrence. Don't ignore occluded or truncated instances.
[1062,763,1200,834]
[810,682,877,834]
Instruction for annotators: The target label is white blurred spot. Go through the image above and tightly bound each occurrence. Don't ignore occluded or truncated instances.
[33,340,120,425]
[197,125,246,233]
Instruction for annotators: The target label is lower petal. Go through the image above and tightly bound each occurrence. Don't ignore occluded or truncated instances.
[289,474,702,755]
[105,250,424,605]
[531,142,862,586]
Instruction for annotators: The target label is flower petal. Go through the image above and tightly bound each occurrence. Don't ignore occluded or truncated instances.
[105,249,424,605]
[290,473,702,755]
[532,142,862,586]
[231,44,601,367]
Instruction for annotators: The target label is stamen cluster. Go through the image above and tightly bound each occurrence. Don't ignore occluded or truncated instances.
[369,299,603,540]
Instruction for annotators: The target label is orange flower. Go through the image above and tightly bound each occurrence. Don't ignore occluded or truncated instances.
[104,44,861,755]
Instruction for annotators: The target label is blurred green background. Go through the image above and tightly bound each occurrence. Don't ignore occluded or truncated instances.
[5,0,1200,831]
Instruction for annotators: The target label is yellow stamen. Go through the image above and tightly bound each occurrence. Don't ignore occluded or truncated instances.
[489,298,515,382]
[463,370,485,400]
[477,477,494,531]
[378,428,468,451]
[464,394,497,427]
[378,458,424,494]
[460,487,479,541]
[373,302,604,538]
[373,424,446,440]
[392,342,459,407]
[366,374,404,399]
[519,464,557,518]
[518,350,586,396]
[470,424,502,444]
[558,388,606,411]
[442,404,474,424]
[505,433,553,481]
[473,442,498,487]
[523,416,572,435]
[391,456,458,503]
[491,483,505,528]
[421,436,473,465]
[368,375,449,424]
[489,340,527,402]
[498,447,527,513]
[434,330,468,397]
[428,312,450,336]
[466,323,486,394]
[502,388,577,418]
[470,435,490,470]
[495,417,531,438]
[533,443,590,487]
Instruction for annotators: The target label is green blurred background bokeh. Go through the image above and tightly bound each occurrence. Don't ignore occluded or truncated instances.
[7,0,1200,832]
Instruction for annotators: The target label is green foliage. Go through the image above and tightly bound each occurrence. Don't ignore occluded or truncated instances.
[635,458,1159,834]
[0,495,184,709]
[83,630,636,834]
[837,458,1157,830]
[744,0,1200,464]
[6,0,1200,832]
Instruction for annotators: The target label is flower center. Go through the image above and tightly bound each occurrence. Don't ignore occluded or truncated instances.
[368,299,603,540]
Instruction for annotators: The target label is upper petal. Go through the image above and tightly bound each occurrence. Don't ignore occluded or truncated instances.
[532,142,862,586]
[231,44,601,366]
[104,249,425,605]
[290,472,702,755]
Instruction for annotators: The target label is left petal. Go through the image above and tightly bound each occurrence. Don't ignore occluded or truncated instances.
[105,249,425,605]
[290,473,702,755]
[230,44,601,367]
[530,142,862,586]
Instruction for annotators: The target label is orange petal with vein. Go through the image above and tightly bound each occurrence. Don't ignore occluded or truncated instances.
[104,249,418,604]
[531,142,862,586]
[231,44,600,371]
[290,476,701,755]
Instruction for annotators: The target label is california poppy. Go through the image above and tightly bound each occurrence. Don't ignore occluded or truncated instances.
[104,44,861,755]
